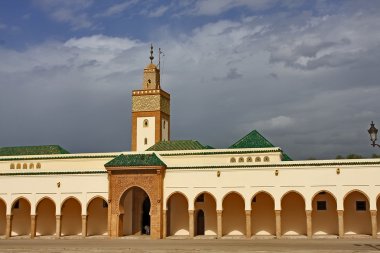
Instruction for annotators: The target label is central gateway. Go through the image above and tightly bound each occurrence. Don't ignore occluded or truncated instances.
[105,154,166,239]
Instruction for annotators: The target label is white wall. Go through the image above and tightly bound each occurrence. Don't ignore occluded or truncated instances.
[136,117,156,151]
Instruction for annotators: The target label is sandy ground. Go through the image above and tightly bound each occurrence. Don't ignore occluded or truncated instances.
[1,238,380,253]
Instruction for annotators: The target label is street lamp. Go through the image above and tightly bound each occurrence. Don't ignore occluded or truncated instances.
[368,121,380,148]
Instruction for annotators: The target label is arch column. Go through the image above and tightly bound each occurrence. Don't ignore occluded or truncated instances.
[189,210,194,238]
[338,210,344,238]
[82,215,87,238]
[162,210,167,238]
[275,210,281,238]
[217,210,222,238]
[245,210,251,238]
[5,215,12,238]
[30,215,36,239]
[56,215,61,238]
[371,210,377,238]
[306,210,312,238]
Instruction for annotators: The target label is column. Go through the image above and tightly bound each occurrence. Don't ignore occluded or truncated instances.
[5,215,12,239]
[30,215,36,239]
[162,210,167,239]
[306,210,312,238]
[56,215,61,238]
[188,210,194,238]
[337,210,344,238]
[82,215,87,238]
[275,210,281,239]
[217,210,223,238]
[245,210,252,238]
[371,210,377,238]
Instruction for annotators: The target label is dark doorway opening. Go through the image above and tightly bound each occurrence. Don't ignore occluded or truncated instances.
[142,197,151,235]
[196,210,205,236]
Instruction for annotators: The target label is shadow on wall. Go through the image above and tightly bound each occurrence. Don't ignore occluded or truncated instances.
[223,192,245,236]
[36,198,56,236]
[12,198,31,236]
[61,198,82,236]
[281,192,306,236]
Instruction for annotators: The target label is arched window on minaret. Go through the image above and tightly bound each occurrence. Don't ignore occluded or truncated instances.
[144,138,148,145]
[143,119,149,128]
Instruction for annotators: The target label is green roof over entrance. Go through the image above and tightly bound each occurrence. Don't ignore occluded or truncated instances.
[229,130,275,149]
[105,153,165,167]
[147,140,208,151]
[0,145,70,156]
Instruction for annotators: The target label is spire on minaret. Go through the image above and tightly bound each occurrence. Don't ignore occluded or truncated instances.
[149,44,154,63]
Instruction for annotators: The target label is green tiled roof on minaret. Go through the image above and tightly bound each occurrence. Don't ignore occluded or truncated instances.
[229,130,275,149]
[105,153,165,167]
[0,145,69,156]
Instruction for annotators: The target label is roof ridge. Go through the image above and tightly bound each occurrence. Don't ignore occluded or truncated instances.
[229,129,274,149]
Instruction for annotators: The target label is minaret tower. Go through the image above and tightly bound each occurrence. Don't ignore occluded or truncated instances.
[131,45,170,151]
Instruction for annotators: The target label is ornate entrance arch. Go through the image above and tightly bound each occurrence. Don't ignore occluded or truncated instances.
[105,154,165,239]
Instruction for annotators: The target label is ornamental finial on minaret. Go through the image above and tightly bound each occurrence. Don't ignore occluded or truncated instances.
[150,44,154,63]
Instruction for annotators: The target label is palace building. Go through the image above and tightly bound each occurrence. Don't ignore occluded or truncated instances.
[1,47,380,240]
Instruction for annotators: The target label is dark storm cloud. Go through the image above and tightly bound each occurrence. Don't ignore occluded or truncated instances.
[1,1,380,160]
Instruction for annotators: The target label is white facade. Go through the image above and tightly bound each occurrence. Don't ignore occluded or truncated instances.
[136,117,156,151]
[1,147,380,239]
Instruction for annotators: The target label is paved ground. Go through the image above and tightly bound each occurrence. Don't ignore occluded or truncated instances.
[2,238,380,253]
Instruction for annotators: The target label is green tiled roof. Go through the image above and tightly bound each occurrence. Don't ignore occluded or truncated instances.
[229,130,274,149]
[0,145,70,156]
[282,153,293,161]
[105,153,165,167]
[147,140,208,151]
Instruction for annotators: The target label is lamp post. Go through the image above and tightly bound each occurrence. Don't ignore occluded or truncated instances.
[368,121,380,148]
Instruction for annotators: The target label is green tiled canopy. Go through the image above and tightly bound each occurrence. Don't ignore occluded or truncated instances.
[147,140,208,151]
[105,153,166,167]
[0,145,70,156]
[229,130,274,149]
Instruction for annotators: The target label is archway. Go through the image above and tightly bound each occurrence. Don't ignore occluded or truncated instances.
[311,191,338,236]
[119,186,151,236]
[36,198,56,236]
[87,197,108,236]
[344,191,371,235]
[166,192,189,236]
[281,191,306,236]
[251,192,275,236]
[196,210,205,236]
[61,198,82,236]
[11,198,31,236]
[0,198,6,236]
[194,192,217,236]
[222,192,245,236]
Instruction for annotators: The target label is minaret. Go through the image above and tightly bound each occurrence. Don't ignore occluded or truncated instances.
[131,45,170,151]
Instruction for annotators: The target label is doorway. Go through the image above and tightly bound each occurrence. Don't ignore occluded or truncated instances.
[196,210,205,236]
[142,197,151,235]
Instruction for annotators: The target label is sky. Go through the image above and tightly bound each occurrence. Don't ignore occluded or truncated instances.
[1,0,380,160]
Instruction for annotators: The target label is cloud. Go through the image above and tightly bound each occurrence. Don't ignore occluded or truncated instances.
[0,22,6,30]
[33,0,94,30]
[96,0,138,17]
[253,116,295,130]
[2,1,380,160]
[267,12,380,70]
[148,5,170,17]
[186,0,280,16]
